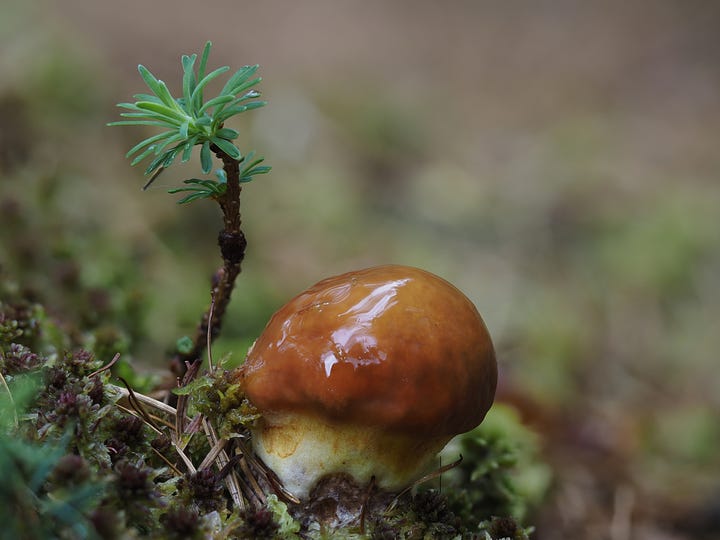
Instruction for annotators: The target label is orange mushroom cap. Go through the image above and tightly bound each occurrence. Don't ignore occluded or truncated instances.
[240,265,498,496]
[243,264,497,440]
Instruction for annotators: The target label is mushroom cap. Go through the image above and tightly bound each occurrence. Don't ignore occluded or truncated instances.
[242,265,497,439]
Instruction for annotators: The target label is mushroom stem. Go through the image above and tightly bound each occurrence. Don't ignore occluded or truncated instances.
[252,412,450,499]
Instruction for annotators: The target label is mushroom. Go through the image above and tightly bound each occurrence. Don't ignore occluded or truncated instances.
[239,265,497,499]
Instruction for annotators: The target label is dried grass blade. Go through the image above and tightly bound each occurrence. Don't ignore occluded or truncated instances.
[118,377,163,433]
[109,384,178,416]
[385,454,464,514]
[172,438,197,474]
[115,405,163,437]
[151,446,183,476]
[238,456,267,506]
[185,414,203,434]
[88,352,121,378]
[236,438,299,504]
[203,418,245,511]
[198,437,228,471]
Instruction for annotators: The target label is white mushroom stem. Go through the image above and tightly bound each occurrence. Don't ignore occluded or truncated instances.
[252,411,450,498]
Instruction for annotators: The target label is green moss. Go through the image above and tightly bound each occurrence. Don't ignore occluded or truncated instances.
[2,296,542,538]
[438,405,550,526]
[184,365,260,439]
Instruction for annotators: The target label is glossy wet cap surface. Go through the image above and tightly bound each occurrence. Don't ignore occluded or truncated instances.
[242,265,497,437]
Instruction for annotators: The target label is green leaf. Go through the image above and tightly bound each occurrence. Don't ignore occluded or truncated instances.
[187,179,213,188]
[215,101,266,124]
[179,120,189,138]
[151,132,186,155]
[239,151,259,167]
[116,102,144,111]
[137,66,178,110]
[176,336,194,354]
[155,80,179,110]
[195,115,212,127]
[115,115,179,129]
[125,130,176,158]
[243,89,262,99]
[117,111,166,119]
[107,119,177,128]
[237,151,271,182]
[145,153,166,175]
[241,164,271,182]
[130,144,159,166]
[168,178,227,204]
[132,92,164,104]
[213,78,263,116]
[162,146,181,168]
[181,135,200,162]
[199,42,211,76]
[177,191,215,204]
[182,54,196,70]
[226,76,263,100]
[116,110,158,117]
[210,136,241,160]
[198,179,226,192]
[219,65,258,97]
[180,142,193,163]
[135,101,188,123]
[145,147,180,175]
[181,53,197,112]
[190,66,231,108]
[137,64,163,97]
[198,94,234,114]
[215,127,239,140]
[200,140,212,173]
[242,165,271,181]
[188,42,216,128]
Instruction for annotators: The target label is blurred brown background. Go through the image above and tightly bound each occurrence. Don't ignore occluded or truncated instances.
[2,1,719,538]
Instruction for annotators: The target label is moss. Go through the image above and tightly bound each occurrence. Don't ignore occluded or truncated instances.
[177,468,226,514]
[439,405,550,526]
[183,366,261,439]
[1,207,539,538]
[1,317,540,538]
[160,506,203,539]
[477,516,534,540]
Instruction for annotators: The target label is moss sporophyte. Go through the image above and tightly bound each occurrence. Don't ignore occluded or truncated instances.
[0,42,536,538]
